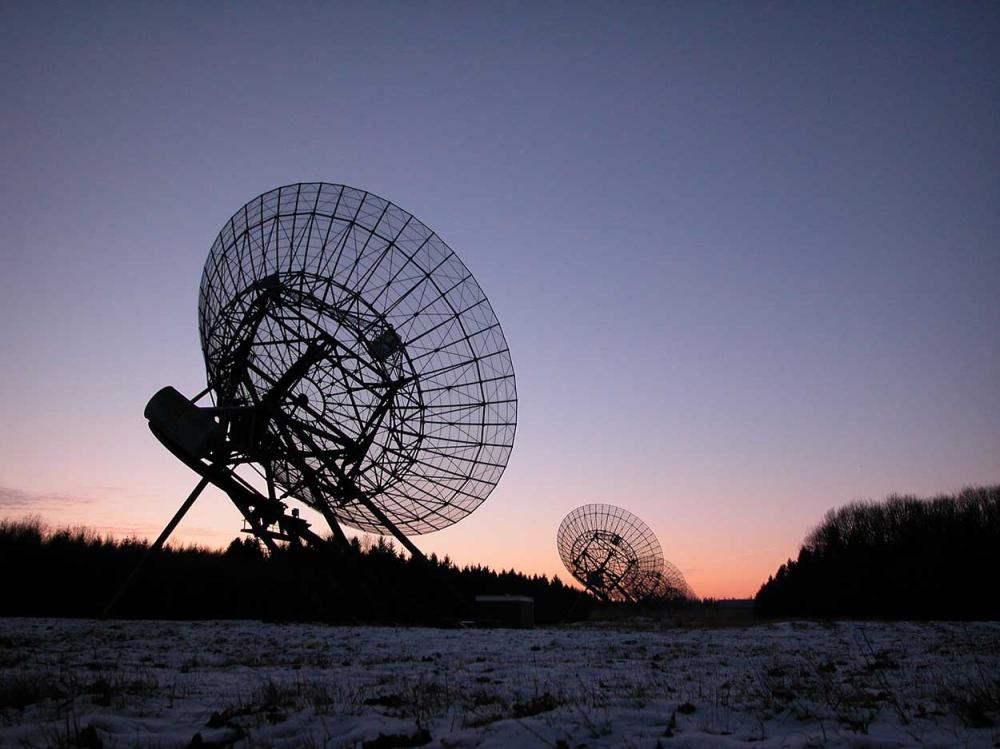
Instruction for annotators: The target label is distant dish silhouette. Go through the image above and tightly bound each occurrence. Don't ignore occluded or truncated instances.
[557,504,692,602]
[630,559,695,602]
[140,183,517,562]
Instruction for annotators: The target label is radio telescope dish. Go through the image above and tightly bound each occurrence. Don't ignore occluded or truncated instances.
[662,559,695,600]
[557,504,691,603]
[631,560,695,602]
[138,183,517,563]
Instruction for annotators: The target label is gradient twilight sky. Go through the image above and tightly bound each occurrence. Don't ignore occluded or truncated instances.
[1,2,998,598]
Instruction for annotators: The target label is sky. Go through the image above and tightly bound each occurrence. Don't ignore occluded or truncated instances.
[1,1,998,599]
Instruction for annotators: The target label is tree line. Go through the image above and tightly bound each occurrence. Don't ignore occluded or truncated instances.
[0,518,592,624]
[755,485,1000,619]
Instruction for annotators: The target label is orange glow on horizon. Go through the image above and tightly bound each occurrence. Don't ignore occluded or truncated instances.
[5,495,796,601]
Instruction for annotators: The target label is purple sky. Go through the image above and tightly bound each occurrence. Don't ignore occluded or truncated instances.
[2,2,998,597]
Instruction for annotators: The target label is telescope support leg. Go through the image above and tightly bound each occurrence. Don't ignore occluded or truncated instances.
[102,477,211,617]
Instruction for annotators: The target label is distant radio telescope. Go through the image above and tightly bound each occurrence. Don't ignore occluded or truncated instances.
[557,504,693,602]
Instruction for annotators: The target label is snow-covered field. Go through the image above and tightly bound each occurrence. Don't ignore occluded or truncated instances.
[0,618,997,748]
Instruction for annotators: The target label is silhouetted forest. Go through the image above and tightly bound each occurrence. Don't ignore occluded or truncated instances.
[755,485,1000,619]
[0,519,591,624]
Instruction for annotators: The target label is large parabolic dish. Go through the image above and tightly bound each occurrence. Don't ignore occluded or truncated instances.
[136,181,517,576]
[196,183,517,537]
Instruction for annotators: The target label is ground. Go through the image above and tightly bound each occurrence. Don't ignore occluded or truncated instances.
[0,618,997,748]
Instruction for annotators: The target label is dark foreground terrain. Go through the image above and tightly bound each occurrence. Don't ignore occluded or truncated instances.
[1,617,998,748]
